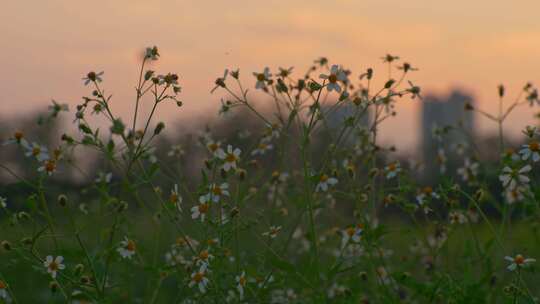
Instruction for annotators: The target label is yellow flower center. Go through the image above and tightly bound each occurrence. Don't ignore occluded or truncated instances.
[239,276,246,286]
[225,153,236,163]
[198,203,209,213]
[49,261,59,271]
[510,189,519,199]
[0,280,6,289]
[199,250,209,260]
[265,125,278,136]
[328,74,338,83]
[225,153,237,163]
[193,272,205,283]
[514,254,525,265]
[505,148,515,157]
[126,240,136,252]
[176,238,186,246]
[212,186,222,196]
[529,141,539,151]
[45,160,56,172]
[257,74,266,81]
[320,175,329,182]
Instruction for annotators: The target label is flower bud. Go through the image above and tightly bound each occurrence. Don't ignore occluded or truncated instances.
[1,240,11,251]
[309,82,322,91]
[359,193,368,203]
[384,79,395,89]
[110,119,125,135]
[498,84,505,98]
[61,134,74,143]
[74,263,85,275]
[154,122,165,135]
[490,275,497,287]
[144,70,155,81]
[49,281,59,293]
[145,46,159,60]
[383,194,395,205]
[359,271,368,280]
[230,207,240,218]
[17,212,30,221]
[57,194,68,207]
[21,237,32,246]
[117,201,128,213]
[80,275,91,284]
[237,169,247,181]
[93,103,102,113]
[79,123,92,134]
[503,284,517,296]
[474,189,486,202]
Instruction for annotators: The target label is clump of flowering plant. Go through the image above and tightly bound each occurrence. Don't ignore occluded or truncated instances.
[1,46,540,303]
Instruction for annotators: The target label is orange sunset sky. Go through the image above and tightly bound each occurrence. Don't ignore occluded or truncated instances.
[1,0,539,153]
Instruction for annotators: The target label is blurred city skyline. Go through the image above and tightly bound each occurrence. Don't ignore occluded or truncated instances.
[1,0,539,153]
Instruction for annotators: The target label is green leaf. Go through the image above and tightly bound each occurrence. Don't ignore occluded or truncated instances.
[268,255,295,273]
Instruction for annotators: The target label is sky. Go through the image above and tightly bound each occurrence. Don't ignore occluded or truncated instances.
[1,0,539,153]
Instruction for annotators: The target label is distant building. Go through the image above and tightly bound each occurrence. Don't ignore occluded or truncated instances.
[421,90,475,177]
[322,102,370,144]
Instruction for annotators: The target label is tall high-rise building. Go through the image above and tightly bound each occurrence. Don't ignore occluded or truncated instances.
[322,102,371,145]
[421,90,475,177]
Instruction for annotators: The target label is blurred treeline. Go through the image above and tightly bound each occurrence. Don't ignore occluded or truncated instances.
[0,103,531,218]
